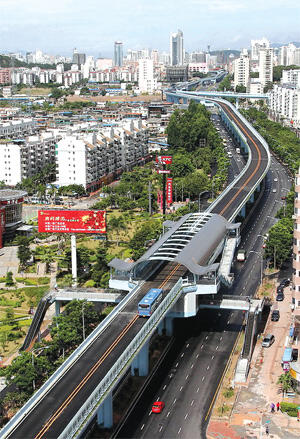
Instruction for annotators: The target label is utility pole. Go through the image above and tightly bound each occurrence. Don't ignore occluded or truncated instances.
[148,181,152,216]
[71,234,77,287]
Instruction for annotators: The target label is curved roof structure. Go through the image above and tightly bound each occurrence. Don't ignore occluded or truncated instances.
[109,212,239,276]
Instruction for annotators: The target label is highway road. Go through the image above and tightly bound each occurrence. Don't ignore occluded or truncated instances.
[4,100,271,439]
[125,121,291,439]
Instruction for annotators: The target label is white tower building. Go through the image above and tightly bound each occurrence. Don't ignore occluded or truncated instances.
[170,30,184,66]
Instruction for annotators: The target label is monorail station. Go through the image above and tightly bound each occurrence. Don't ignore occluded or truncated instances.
[109,212,240,318]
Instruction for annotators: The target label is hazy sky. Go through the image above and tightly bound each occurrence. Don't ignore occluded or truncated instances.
[1,0,300,57]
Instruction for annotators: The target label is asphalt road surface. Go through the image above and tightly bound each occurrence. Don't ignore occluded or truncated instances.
[126,122,291,439]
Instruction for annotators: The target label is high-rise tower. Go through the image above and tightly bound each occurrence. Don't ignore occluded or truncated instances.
[114,41,123,67]
[170,30,184,66]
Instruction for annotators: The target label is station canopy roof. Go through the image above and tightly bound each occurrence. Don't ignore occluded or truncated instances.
[109,212,239,276]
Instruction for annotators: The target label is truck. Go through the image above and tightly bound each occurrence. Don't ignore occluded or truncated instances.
[236,249,246,262]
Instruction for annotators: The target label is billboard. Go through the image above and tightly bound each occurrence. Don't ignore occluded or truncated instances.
[38,210,106,234]
[156,156,172,165]
[166,178,173,204]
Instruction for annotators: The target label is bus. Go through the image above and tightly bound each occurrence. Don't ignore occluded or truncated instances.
[138,288,163,317]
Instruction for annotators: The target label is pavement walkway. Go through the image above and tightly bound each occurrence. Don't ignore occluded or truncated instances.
[207,281,300,439]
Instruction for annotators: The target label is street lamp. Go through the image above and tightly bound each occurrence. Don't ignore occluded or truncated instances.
[31,346,50,391]
[82,301,86,341]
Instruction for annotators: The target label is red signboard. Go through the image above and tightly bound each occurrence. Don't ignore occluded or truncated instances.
[166,178,173,204]
[156,156,173,165]
[38,210,106,234]
[0,207,5,249]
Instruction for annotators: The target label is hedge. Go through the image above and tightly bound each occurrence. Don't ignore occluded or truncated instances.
[280,402,298,417]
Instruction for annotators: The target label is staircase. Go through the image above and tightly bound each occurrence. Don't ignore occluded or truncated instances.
[21,296,51,351]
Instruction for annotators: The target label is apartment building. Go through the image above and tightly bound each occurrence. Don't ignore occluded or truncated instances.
[233,49,250,90]
[56,120,149,192]
[269,84,300,127]
[259,48,273,86]
[293,168,300,310]
[281,69,300,88]
[138,59,157,93]
[0,119,36,139]
[0,68,11,84]
[0,132,58,186]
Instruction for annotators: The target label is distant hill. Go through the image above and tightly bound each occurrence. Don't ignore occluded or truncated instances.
[0,55,71,71]
[271,42,300,48]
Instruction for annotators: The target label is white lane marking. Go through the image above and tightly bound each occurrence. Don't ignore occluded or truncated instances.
[205,336,208,340]
[185,413,188,420]
[211,355,214,360]
[186,343,190,347]
[157,397,160,401]
[196,353,199,358]
[191,364,194,369]
[191,400,194,406]
[220,337,223,341]
[141,424,145,430]
[186,374,189,380]
[159,426,163,432]
[149,410,152,416]
[207,365,210,370]
[167,411,170,417]
[176,362,179,367]
[201,344,204,349]
[202,376,205,381]
[181,353,184,358]
[180,386,183,391]
[173,398,177,404]
[216,346,219,350]
[163,385,166,390]
[197,387,200,392]
[178,427,182,435]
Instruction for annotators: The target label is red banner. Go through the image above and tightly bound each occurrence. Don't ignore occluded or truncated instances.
[38,210,106,234]
[166,178,173,204]
[156,155,172,165]
[0,207,5,249]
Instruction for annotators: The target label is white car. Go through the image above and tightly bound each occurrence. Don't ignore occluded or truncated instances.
[272,189,277,193]
[274,178,278,182]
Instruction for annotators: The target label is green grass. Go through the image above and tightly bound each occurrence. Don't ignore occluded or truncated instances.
[15,277,50,286]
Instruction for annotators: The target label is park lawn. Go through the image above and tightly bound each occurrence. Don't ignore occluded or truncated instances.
[21,87,51,96]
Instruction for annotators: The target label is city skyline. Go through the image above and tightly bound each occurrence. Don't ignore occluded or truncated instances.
[1,0,300,56]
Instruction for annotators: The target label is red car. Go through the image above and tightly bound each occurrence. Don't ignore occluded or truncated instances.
[152,401,165,413]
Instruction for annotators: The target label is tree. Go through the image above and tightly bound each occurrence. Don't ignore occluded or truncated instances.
[4,352,36,394]
[265,217,293,267]
[235,85,247,93]
[170,154,195,178]
[51,88,64,100]
[130,220,162,260]
[91,247,109,286]
[108,215,127,245]
[5,271,14,287]
[80,86,90,95]
[277,373,294,395]
[17,236,32,269]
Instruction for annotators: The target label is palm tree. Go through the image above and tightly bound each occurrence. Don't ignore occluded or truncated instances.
[277,373,293,396]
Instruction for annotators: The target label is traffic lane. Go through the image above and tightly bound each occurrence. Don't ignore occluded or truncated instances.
[10,269,178,438]
[139,315,242,439]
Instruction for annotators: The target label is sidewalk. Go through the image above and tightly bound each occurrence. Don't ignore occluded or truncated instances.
[207,282,300,439]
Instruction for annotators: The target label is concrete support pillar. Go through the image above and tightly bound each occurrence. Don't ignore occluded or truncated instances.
[235,98,239,109]
[157,320,164,336]
[250,193,255,203]
[165,316,174,336]
[55,300,60,316]
[131,340,149,376]
[97,391,113,428]
[240,206,246,218]
[256,183,261,192]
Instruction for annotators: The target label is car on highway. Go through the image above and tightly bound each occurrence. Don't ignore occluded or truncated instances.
[152,401,165,413]
[272,188,277,193]
[262,334,275,347]
[276,291,284,301]
[274,178,278,182]
[271,310,280,321]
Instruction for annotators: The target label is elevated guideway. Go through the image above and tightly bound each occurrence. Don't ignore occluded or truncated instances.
[1,98,271,439]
